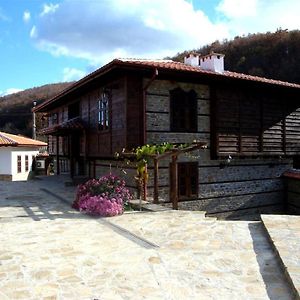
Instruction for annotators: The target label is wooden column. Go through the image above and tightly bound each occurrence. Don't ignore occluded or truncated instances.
[56,135,60,175]
[171,154,178,210]
[70,135,74,178]
[153,158,159,204]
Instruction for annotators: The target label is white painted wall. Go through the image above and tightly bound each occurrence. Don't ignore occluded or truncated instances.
[0,147,40,181]
[200,54,224,73]
[0,148,12,174]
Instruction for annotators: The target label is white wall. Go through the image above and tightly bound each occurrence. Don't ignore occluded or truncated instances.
[0,148,12,174]
[9,147,39,181]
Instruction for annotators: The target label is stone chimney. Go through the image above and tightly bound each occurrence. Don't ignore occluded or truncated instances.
[199,52,225,73]
[184,52,225,73]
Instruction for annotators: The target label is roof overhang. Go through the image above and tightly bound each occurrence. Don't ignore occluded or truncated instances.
[34,59,300,113]
[39,117,86,136]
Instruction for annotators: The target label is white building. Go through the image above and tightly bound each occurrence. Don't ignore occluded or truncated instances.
[0,131,47,181]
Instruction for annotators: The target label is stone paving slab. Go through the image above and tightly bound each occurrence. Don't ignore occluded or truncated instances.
[261,214,300,299]
[0,176,295,299]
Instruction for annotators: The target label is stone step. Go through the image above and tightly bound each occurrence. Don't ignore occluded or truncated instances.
[261,214,300,299]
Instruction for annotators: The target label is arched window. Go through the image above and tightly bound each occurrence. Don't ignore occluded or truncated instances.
[170,88,197,132]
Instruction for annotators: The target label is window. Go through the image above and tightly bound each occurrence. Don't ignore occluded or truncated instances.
[25,155,29,171]
[98,91,110,131]
[17,155,22,173]
[68,102,80,119]
[49,112,58,125]
[293,156,300,169]
[170,88,197,132]
[177,162,198,199]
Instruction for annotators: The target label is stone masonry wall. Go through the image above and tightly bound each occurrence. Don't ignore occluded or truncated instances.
[143,79,291,219]
[283,171,300,215]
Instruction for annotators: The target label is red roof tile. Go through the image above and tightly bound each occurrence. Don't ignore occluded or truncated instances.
[0,131,47,147]
[35,58,300,112]
[39,117,86,135]
[117,59,300,88]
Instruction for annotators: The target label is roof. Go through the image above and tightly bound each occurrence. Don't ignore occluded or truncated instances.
[39,117,86,135]
[0,131,47,147]
[35,58,300,112]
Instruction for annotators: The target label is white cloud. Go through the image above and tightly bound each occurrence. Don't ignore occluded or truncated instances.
[30,0,300,66]
[63,67,86,81]
[30,26,37,38]
[217,0,258,18]
[31,0,228,65]
[23,10,31,23]
[0,88,23,97]
[216,0,300,36]
[40,3,59,16]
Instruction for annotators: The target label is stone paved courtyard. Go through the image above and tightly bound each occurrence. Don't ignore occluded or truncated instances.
[0,176,298,299]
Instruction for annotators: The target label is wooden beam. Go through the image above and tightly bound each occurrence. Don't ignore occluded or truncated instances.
[153,158,159,204]
[56,135,60,175]
[171,154,178,210]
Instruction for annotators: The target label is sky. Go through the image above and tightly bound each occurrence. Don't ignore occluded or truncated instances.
[0,0,300,96]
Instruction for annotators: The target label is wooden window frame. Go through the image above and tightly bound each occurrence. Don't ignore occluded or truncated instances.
[17,155,22,173]
[25,155,29,172]
[177,162,199,200]
[170,88,198,133]
[98,91,110,131]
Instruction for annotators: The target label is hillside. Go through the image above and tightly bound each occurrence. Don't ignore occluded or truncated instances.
[0,82,73,137]
[171,29,300,84]
[2,30,300,138]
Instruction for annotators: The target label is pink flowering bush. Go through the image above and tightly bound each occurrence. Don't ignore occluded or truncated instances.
[72,174,132,217]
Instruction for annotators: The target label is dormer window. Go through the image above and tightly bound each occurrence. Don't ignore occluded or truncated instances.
[98,90,110,131]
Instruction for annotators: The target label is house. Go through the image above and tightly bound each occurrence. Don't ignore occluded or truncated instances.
[0,131,47,181]
[34,53,300,218]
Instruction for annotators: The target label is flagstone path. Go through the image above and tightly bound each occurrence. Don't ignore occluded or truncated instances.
[0,176,298,299]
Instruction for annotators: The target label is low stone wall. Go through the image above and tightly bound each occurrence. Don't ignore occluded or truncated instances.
[0,174,13,181]
[283,170,300,214]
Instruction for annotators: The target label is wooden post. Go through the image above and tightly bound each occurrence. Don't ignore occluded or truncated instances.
[153,158,159,204]
[70,135,74,178]
[171,155,178,210]
[56,135,60,175]
[143,163,148,202]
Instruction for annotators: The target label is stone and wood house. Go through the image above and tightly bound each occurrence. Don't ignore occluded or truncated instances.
[34,53,300,218]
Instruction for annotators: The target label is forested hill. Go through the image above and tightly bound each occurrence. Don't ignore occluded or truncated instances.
[0,82,73,137]
[2,30,300,137]
[172,30,300,84]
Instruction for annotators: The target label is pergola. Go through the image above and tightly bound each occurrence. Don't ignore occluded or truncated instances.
[123,142,207,209]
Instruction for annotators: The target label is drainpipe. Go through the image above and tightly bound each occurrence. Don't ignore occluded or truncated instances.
[142,68,158,144]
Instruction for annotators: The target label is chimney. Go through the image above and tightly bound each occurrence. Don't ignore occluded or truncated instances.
[199,52,225,73]
[184,53,200,67]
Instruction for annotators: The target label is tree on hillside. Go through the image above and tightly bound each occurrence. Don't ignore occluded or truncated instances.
[171,29,300,84]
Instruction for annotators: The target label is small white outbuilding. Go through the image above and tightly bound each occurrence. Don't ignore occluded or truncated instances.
[0,131,47,181]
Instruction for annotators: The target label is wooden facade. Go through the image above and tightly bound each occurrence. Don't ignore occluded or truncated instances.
[35,59,300,219]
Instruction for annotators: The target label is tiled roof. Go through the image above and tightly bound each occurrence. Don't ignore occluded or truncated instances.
[0,131,47,147]
[39,117,86,135]
[34,58,300,112]
[117,58,300,89]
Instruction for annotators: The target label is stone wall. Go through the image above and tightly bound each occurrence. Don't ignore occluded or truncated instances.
[283,170,300,214]
[143,79,291,219]
[89,78,292,220]
[0,174,13,181]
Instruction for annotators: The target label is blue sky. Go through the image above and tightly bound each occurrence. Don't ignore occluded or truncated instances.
[0,0,299,96]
